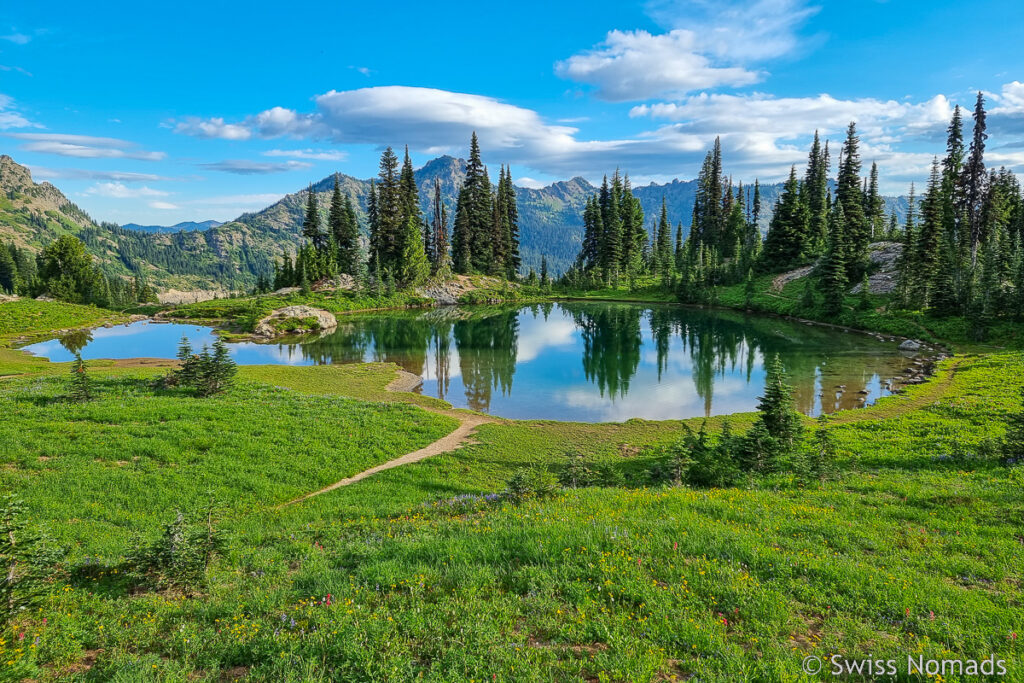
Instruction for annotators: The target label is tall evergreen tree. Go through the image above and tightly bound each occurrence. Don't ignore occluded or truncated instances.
[963,92,989,266]
[762,167,809,270]
[820,201,849,315]
[430,182,451,274]
[836,122,869,277]
[301,185,325,251]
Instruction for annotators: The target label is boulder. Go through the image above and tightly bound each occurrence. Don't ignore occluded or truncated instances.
[253,305,337,339]
[899,339,924,351]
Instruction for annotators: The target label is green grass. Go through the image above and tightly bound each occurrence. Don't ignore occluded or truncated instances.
[0,299,123,339]
[1,301,1022,681]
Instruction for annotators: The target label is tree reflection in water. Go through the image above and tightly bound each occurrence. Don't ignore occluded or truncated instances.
[279,302,919,419]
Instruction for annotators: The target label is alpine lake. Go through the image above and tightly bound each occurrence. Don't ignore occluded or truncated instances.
[22,302,936,422]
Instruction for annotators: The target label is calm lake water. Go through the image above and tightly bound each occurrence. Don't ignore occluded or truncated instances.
[22,303,924,422]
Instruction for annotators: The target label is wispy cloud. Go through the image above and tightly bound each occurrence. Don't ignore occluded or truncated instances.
[83,182,170,199]
[0,94,38,129]
[262,148,347,161]
[0,65,32,77]
[149,201,180,210]
[29,167,176,182]
[1,33,30,45]
[7,133,166,160]
[199,159,312,175]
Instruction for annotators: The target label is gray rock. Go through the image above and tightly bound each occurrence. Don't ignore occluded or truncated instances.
[253,305,337,339]
[899,339,924,351]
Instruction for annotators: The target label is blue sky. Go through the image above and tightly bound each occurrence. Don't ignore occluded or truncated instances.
[2,0,1023,225]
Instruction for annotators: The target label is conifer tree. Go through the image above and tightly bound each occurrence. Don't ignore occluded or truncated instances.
[431,182,451,275]
[836,122,869,277]
[762,167,808,270]
[915,160,944,307]
[804,133,830,254]
[655,198,672,275]
[820,202,849,315]
[69,352,93,401]
[376,147,403,273]
[743,354,803,471]
[329,175,360,276]
[963,92,989,266]
[301,185,324,251]
[452,187,472,274]
[399,214,431,287]
[865,162,886,240]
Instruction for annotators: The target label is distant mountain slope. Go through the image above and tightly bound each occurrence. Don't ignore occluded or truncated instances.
[122,220,223,234]
[0,155,278,289]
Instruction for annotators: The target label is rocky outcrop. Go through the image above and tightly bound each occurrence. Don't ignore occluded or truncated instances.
[253,306,337,339]
[418,275,510,305]
[850,242,903,294]
[0,294,19,304]
[157,289,231,305]
[772,241,904,296]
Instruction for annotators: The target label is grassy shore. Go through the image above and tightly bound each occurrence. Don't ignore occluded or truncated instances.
[1,296,1022,680]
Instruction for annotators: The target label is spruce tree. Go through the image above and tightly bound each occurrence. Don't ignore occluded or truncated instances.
[836,122,869,278]
[762,167,808,270]
[431,182,451,275]
[301,185,324,251]
[400,214,431,287]
[963,92,989,266]
[69,352,93,401]
[820,202,849,316]
[375,147,403,273]
[655,198,672,275]
[452,188,472,274]
[747,354,803,469]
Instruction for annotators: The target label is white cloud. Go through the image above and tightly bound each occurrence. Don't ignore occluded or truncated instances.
[200,159,312,175]
[1,33,30,45]
[171,81,1024,190]
[173,116,252,140]
[7,132,165,160]
[263,148,347,161]
[83,182,170,199]
[148,201,180,210]
[515,177,547,189]
[555,29,761,102]
[555,0,820,101]
[0,94,37,129]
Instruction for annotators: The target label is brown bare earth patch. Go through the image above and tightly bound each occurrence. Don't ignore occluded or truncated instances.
[108,357,179,368]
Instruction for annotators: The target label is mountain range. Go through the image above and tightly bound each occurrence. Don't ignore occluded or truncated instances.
[121,220,223,234]
[1,153,909,290]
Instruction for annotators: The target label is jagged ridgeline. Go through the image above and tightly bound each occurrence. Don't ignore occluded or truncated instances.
[1,150,909,290]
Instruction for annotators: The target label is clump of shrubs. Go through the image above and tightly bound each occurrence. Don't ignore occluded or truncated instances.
[126,504,223,594]
[1003,386,1024,467]
[160,335,237,397]
[1,496,66,626]
[647,355,838,488]
[504,468,559,502]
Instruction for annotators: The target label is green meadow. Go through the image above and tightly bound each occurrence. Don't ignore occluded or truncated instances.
[1,298,1022,681]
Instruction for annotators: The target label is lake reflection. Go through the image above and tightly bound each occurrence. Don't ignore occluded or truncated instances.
[23,303,924,422]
